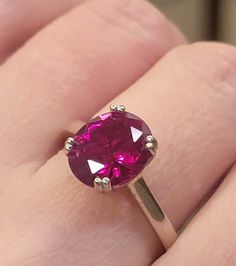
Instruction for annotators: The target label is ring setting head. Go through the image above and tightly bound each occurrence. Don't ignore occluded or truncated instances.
[66,105,157,192]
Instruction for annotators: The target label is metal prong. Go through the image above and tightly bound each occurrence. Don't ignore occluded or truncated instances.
[94,177,104,192]
[145,142,155,150]
[146,135,156,143]
[65,137,74,151]
[102,177,112,192]
[117,105,126,112]
[110,104,126,112]
[145,135,158,156]
[110,104,118,111]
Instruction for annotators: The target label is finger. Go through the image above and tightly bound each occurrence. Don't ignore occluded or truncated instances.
[0,0,185,171]
[19,42,236,265]
[0,0,85,63]
[98,42,236,229]
[154,163,236,266]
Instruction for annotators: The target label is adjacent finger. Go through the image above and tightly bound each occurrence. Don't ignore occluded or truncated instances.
[154,163,236,266]
[0,0,185,171]
[0,0,85,63]
[23,42,236,265]
[98,42,236,230]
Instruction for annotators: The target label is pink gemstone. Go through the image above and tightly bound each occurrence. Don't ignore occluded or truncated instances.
[67,111,153,188]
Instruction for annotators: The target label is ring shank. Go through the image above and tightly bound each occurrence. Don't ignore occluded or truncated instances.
[128,177,177,250]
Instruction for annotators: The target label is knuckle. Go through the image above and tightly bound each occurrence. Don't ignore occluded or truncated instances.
[225,252,236,266]
[88,0,168,37]
[165,42,236,96]
[169,42,236,85]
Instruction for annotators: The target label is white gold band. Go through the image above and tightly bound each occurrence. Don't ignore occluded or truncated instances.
[128,177,177,250]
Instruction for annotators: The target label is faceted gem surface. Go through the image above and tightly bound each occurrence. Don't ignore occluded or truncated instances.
[67,111,153,188]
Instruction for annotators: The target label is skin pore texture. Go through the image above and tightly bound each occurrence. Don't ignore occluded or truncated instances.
[0,0,235,265]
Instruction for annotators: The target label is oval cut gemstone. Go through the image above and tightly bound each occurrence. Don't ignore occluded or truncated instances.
[67,111,153,188]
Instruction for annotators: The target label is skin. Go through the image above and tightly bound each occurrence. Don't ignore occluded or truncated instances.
[0,0,235,265]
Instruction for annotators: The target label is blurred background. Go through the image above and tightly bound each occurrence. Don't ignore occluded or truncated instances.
[150,0,236,44]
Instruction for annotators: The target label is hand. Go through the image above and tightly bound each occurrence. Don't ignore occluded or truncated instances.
[0,0,236,265]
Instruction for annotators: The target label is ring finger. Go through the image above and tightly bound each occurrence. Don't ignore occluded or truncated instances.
[0,1,185,265]
[34,42,236,265]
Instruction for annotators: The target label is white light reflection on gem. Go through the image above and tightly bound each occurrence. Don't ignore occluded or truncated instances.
[130,126,143,142]
[87,160,105,174]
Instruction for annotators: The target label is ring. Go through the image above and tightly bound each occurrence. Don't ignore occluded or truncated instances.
[64,104,177,250]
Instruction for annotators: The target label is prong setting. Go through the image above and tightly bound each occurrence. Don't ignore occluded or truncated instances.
[93,177,112,193]
[110,104,126,112]
[146,135,155,143]
[102,177,112,192]
[65,137,74,152]
[94,177,104,192]
[145,135,158,156]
